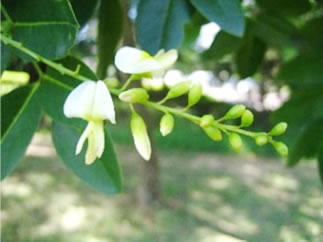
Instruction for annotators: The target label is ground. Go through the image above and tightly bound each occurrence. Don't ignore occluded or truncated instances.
[2,133,323,242]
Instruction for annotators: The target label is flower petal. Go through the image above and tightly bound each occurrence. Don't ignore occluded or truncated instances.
[154,49,178,70]
[85,129,97,165]
[63,81,96,119]
[115,46,162,74]
[131,112,151,161]
[92,81,116,123]
[93,121,105,158]
[75,122,92,155]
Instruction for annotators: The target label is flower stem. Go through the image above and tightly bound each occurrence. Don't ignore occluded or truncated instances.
[120,76,134,92]
[0,3,13,24]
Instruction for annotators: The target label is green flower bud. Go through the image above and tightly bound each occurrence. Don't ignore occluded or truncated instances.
[119,88,149,103]
[269,122,288,136]
[225,104,246,120]
[272,141,288,157]
[160,113,174,136]
[241,110,254,127]
[229,133,242,150]
[166,81,190,100]
[200,114,214,128]
[203,126,222,141]
[255,134,268,146]
[188,83,202,107]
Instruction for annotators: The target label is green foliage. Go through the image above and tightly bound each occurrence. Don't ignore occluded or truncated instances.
[256,0,311,16]
[52,121,122,194]
[235,35,266,78]
[202,30,242,60]
[96,0,123,79]
[136,0,192,54]
[2,0,79,60]
[190,0,245,37]
[1,84,41,179]
[70,0,99,27]
[1,42,11,73]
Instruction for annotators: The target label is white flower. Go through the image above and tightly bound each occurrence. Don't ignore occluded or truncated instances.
[63,80,115,165]
[114,46,178,78]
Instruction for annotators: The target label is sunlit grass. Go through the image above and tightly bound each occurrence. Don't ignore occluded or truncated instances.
[2,133,323,242]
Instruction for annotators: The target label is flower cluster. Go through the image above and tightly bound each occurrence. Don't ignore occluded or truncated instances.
[63,46,288,165]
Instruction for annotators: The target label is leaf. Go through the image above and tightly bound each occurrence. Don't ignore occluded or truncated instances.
[256,0,311,16]
[288,119,323,167]
[190,0,245,37]
[202,30,242,60]
[2,0,79,60]
[278,52,323,86]
[1,83,41,179]
[96,0,123,79]
[136,0,192,55]
[1,42,11,73]
[70,0,99,27]
[235,36,266,78]
[52,121,122,194]
[39,56,96,125]
[250,14,298,48]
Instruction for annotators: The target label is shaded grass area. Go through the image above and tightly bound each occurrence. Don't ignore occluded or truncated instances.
[2,134,323,242]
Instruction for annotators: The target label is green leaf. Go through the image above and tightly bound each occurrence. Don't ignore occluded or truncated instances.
[96,0,123,79]
[203,30,242,60]
[2,0,79,60]
[39,56,96,125]
[1,42,11,73]
[52,121,122,195]
[301,17,323,52]
[190,0,245,37]
[136,0,192,55]
[70,0,99,27]
[256,0,311,16]
[235,36,266,78]
[1,83,41,179]
[288,119,323,167]
[278,52,323,86]
[250,14,298,48]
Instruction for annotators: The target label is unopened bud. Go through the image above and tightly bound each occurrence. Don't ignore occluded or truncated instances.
[269,122,288,136]
[200,114,214,128]
[166,81,190,99]
[225,104,246,120]
[160,113,174,136]
[188,83,202,107]
[241,110,254,127]
[130,111,151,161]
[119,88,149,103]
[272,141,288,157]
[203,126,222,141]
[229,133,242,150]
[255,134,268,146]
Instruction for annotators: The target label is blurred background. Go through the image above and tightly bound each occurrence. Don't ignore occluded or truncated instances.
[2,0,323,241]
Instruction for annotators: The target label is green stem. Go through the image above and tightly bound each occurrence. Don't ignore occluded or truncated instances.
[120,76,133,92]
[0,3,13,24]
[0,33,88,82]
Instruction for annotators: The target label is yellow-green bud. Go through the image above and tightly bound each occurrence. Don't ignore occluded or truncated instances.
[104,78,119,88]
[200,114,214,128]
[166,81,190,99]
[272,141,288,157]
[269,122,288,136]
[255,134,268,146]
[225,104,246,120]
[241,110,254,127]
[188,83,202,107]
[160,113,174,136]
[119,88,149,103]
[229,133,242,150]
[203,126,222,141]
[130,111,151,161]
